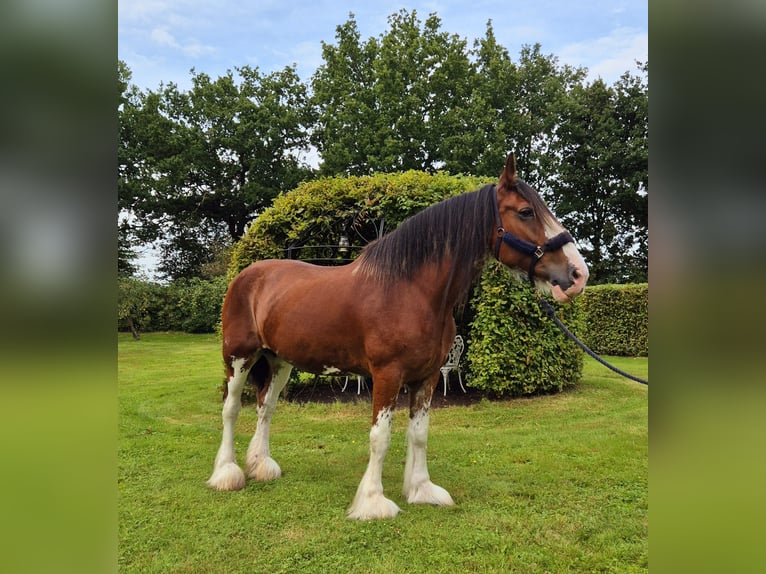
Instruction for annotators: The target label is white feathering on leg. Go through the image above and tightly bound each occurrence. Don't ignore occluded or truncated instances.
[347,408,400,520]
[246,360,292,481]
[403,404,454,506]
[208,358,248,491]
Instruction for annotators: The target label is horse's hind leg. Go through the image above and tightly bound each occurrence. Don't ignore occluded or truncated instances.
[402,373,454,507]
[246,356,292,481]
[207,355,255,491]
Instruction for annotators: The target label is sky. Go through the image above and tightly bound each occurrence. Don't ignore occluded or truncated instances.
[119,0,647,91]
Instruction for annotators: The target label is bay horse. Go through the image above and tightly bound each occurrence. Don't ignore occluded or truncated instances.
[208,154,589,520]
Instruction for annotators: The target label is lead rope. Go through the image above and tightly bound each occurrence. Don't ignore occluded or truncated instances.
[537,297,648,385]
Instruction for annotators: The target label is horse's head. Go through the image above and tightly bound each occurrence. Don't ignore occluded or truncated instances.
[493,153,589,302]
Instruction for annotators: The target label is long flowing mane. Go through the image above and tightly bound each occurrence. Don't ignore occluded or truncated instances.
[356,184,497,295]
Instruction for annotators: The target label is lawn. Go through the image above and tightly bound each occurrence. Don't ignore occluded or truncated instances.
[118,332,647,573]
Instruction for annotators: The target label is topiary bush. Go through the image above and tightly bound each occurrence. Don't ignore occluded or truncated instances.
[229,171,491,403]
[579,283,648,356]
[466,262,585,397]
[228,171,489,277]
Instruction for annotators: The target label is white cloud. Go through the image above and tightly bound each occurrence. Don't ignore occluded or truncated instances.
[148,26,216,58]
[119,0,169,22]
[289,41,325,77]
[181,41,217,58]
[150,27,178,48]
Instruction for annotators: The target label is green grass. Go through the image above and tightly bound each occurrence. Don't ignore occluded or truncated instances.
[119,332,647,573]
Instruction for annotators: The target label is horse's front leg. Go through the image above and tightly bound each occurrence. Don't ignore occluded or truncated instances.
[402,372,454,507]
[347,370,401,520]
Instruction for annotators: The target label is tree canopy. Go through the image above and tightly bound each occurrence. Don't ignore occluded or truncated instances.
[119,9,647,283]
[118,63,314,279]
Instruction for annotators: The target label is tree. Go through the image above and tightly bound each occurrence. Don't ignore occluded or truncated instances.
[550,64,648,283]
[610,64,649,279]
[464,21,518,176]
[469,26,586,182]
[312,10,474,175]
[511,44,585,185]
[117,276,154,339]
[118,63,315,280]
[311,15,380,175]
[312,16,586,182]
[118,60,147,276]
[118,219,139,277]
[373,10,473,172]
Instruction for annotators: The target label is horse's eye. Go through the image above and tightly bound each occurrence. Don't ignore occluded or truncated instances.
[519,208,534,220]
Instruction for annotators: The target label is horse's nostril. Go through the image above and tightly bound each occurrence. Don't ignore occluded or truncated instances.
[551,279,559,287]
[572,268,581,280]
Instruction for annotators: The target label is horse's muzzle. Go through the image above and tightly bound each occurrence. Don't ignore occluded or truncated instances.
[550,263,588,302]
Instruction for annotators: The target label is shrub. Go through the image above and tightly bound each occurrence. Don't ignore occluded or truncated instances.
[579,283,648,356]
[466,262,585,397]
[228,171,489,276]
[173,277,229,333]
[117,277,227,335]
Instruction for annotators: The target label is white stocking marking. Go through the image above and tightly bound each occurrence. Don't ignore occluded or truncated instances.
[347,407,400,520]
[207,358,248,491]
[246,360,292,481]
[402,404,454,506]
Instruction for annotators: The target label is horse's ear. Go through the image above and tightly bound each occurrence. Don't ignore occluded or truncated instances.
[502,152,517,184]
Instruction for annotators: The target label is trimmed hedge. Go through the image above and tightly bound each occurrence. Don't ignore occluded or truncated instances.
[466,262,585,396]
[117,276,228,335]
[228,170,488,276]
[579,283,648,356]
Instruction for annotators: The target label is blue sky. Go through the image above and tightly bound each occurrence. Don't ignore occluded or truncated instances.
[119,0,647,91]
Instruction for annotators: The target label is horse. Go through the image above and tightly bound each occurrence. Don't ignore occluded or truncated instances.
[207,153,589,520]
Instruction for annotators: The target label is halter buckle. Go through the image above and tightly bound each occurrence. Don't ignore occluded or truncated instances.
[534,246,544,259]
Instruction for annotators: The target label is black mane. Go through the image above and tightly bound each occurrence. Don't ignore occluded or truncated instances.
[357,184,497,300]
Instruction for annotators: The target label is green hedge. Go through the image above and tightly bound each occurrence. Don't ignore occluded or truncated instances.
[228,170,489,276]
[118,276,228,335]
[579,283,648,356]
[466,262,585,396]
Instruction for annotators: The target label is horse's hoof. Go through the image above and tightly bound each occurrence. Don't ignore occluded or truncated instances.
[347,495,401,520]
[405,481,454,506]
[207,462,246,491]
[248,456,282,482]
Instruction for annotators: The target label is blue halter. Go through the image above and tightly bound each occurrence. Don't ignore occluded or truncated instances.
[488,184,574,283]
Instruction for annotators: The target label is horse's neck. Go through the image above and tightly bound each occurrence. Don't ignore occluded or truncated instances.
[413,258,479,314]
